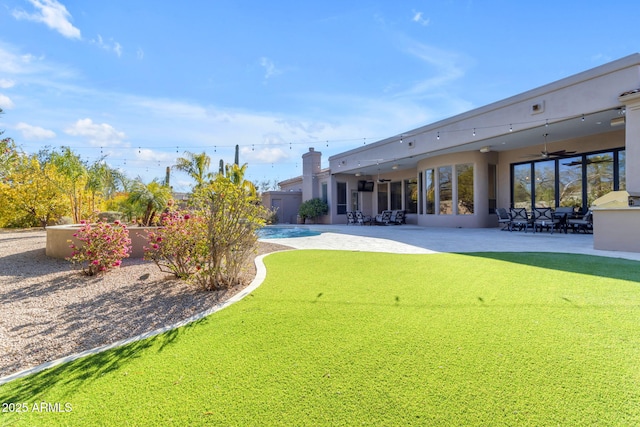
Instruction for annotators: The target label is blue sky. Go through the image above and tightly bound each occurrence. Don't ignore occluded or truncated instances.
[1,1,639,191]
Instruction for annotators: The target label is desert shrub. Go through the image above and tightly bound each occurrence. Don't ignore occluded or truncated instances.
[144,210,206,279]
[146,176,268,290]
[67,220,132,276]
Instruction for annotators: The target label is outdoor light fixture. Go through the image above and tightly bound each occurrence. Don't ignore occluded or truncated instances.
[479,146,491,153]
[392,164,399,170]
[610,117,625,127]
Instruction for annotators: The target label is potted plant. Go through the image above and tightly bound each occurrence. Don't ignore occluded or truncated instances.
[298,198,329,224]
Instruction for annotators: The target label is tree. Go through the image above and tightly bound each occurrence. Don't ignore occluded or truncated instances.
[1,134,19,182]
[0,154,67,227]
[225,162,257,196]
[86,161,127,204]
[188,174,268,290]
[126,178,172,226]
[39,147,90,223]
[174,151,213,190]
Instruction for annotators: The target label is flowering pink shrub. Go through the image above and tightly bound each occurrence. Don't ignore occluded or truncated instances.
[143,210,206,279]
[67,220,132,276]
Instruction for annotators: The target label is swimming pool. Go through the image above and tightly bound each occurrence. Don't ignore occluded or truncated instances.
[257,226,321,239]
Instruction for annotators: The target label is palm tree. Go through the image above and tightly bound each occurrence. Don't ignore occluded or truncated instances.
[173,151,213,190]
[225,162,257,196]
[126,178,172,225]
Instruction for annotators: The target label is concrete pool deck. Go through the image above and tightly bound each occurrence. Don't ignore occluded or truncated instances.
[260,225,640,261]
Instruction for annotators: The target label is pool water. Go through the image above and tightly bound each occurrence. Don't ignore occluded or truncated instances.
[258,226,321,239]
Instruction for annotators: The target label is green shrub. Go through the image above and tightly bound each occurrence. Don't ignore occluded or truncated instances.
[298,198,328,220]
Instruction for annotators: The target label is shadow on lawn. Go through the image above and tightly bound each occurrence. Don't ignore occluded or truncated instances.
[0,316,209,402]
[461,252,640,283]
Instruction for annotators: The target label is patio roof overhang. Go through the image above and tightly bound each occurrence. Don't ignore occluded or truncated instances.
[331,107,625,177]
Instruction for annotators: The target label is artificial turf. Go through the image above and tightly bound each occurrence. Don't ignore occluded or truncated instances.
[1,251,639,426]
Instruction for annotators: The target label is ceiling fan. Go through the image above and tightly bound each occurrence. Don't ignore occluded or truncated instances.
[562,158,612,167]
[376,169,391,183]
[526,133,577,159]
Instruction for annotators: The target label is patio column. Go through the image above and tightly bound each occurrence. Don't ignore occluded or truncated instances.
[619,89,640,198]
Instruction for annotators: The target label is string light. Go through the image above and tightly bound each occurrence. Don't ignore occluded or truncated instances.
[24,111,602,177]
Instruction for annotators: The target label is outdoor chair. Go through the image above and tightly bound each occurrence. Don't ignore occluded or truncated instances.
[355,211,372,225]
[374,210,392,225]
[509,208,532,232]
[532,207,560,234]
[390,210,406,225]
[553,207,576,234]
[346,211,356,225]
[567,210,593,233]
[495,208,511,230]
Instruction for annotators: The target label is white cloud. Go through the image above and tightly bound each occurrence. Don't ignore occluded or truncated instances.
[136,48,144,60]
[396,40,469,98]
[15,122,56,140]
[412,11,430,26]
[135,148,174,162]
[13,0,81,40]
[0,79,15,89]
[132,98,209,120]
[65,118,127,147]
[91,35,123,57]
[260,57,282,79]
[244,146,290,164]
[0,94,15,109]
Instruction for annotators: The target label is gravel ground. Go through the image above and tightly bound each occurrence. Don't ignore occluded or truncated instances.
[0,229,291,378]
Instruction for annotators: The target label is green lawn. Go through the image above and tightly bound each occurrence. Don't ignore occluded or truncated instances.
[1,251,640,426]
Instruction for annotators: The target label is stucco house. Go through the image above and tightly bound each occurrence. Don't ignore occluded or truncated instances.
[263,53,640,252]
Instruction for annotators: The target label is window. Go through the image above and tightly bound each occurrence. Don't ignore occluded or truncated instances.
[618,150,626,190]
[405,178,418,214]
[511,147,624,211]
[558,157,582,207]
[321,182,328,204]
[390,181,402,210]
[488,164,497,214]
[438,166,452,215]
[425,169,435,214]
[456,164,474,215]
[418,172,424,214]
[336,182,347,214]
[351,190,359,212]
[513,163,532,209]
[377,182,388,212]
[534,160,555,208]
[586,152,614,206]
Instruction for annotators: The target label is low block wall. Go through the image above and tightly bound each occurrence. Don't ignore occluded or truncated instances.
[45,225,155,259]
